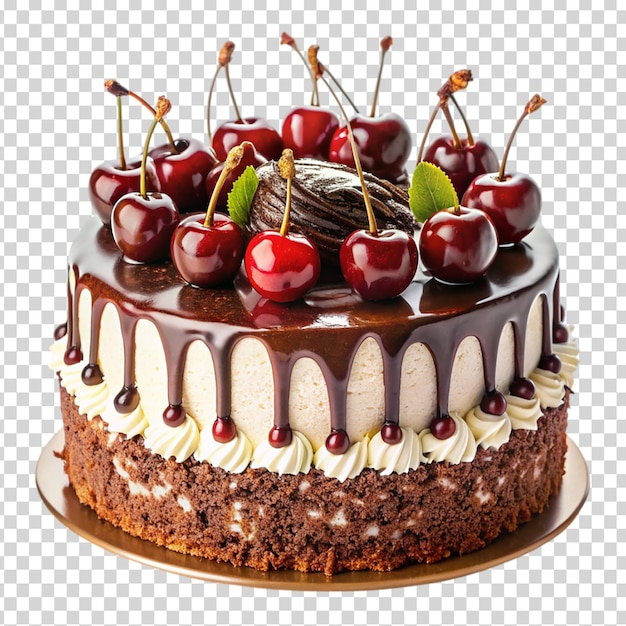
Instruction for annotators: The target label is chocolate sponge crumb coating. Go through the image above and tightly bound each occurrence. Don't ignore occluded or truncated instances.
[246,159,416,267]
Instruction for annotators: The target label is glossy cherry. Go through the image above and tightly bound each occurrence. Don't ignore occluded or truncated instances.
[430,415,456,440]
[325,429,350,454]
[327,37,412,183]
[245,230,321,303]
[509,377,536,400]
[163,403,186,428]
[279,36,341,159]
[423,136,499,199]
[111,97,180,264]
[244,150,321,303]
[461,95,547,245]
[171,144,246,288]
[480,390,507,416]
[204,140,265,210]
[282,105,340,160]
[207,41,283,161]
[212,416,237,443]
[90,81,160,225]
[418,70,498,198]
[149,136,218,214]
[89,156,160,226]
[340,229,417,301]
[268,425,293,448]
[381,422,403,445]
[539,353,562,374]
[419,206,498,284]
[329,113,412,183]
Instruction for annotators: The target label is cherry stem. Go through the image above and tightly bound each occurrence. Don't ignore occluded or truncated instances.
[282,34,319,106]
[416,101,442,163]
[204,143,245,227]
[116,96,127,170]
[224,64,243,123]
[369,36,392,118]
[440,100,461,149]
[278,149,295,236]
[310,46,359,115]
[140,98,171,198]
[449,93,474,145]
[318,71,377,234]
[206,64,222,142]
[127,89,178,153]
[498,94,546,181]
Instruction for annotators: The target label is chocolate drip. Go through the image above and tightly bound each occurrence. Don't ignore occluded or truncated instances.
[64,268,83,365]
[67,218,561,447]
[248,159,415,267]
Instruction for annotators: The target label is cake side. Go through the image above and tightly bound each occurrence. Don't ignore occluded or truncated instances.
[59,385,569,575]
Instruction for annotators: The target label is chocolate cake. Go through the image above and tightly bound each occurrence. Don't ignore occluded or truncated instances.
[49,58,578,576]
[50,170,578,573]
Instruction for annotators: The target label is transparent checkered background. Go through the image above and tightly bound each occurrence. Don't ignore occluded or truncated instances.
[0,1,623,624]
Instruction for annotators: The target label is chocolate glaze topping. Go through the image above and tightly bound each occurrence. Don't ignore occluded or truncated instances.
[66,217,561,452]
[246,159,415,267]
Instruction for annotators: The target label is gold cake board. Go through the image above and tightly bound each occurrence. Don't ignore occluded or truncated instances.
[37,430,588,591]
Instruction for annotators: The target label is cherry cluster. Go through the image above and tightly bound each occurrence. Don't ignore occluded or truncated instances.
[90,37,547,306]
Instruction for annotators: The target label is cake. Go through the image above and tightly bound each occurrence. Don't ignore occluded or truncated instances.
[49,56,579,575]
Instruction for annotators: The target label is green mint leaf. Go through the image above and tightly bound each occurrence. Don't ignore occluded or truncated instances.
[227,165,259,227]
[409,161,459,223]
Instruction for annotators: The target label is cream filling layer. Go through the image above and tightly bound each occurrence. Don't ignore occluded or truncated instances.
[50,311,574,477]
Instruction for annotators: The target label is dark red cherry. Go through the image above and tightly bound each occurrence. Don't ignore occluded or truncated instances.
[163,404,186,427]
[244,230,321,303]
[462,172,541,245]
[268,425,293,448]
[204,140,265,210]
[480,390,507,416]
[63,346,83,366]
[461,94,547,245]
[423,136,499,199]
[114,385,139,413]
[430,415,456,440]
[539,353,562,374]
[419,206,498,284]
[381,422,403,445]
[149,137,218,214]
[88,155,161,226]
[54,323,68,340]
[213,117,283,162]
[509,377,536,400]
[81,363,104,386]
[212,416,237,443]
[111,191,179,264]
[171,212,243,288]
[340,228,418,300]
[553,322,569,344]
[325,429,350,454]
[329,112,412,183]
[282,105,340,160]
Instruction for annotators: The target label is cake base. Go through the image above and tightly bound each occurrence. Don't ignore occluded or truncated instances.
[53,387,572,577]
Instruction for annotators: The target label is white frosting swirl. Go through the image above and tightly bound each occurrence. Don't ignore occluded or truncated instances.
[194,428,253,474]
[58,361,87,396]
[368,427,421,475]
[465,405,512,450]
[48,338,66,372]
[250,431,313,475]
[103,402,149,440]
[313,437,369,482]
[553,337,579,390]
[420,413,477,464]
[74,380,109,421]
[530,368,565,409]
[143,415,200,462]
[506,394,542,430]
